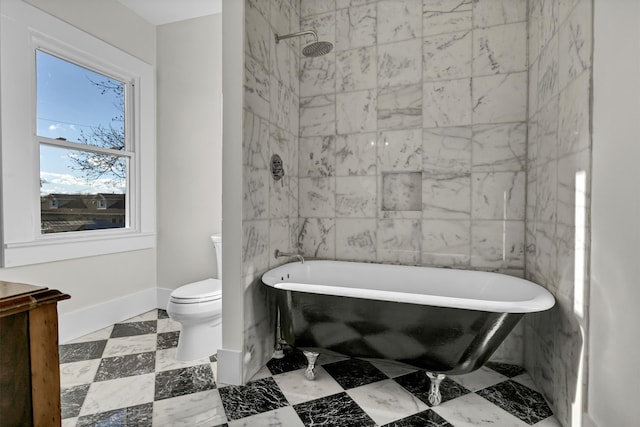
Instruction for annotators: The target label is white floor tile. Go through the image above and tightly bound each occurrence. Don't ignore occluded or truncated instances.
[247,365,273,382]
[432,393,530,427]
[66,326,113,344]
[157,317,182,333]
[449,366,509,392]
[155,348,211,372]
[534,416,563,426]
[273,366,343,405]
[511,372,539,391]
[366,358,419,378]
[153,389,227,426]
[62,417,78,427]
[228,406,304,427]
[79,373,155,416]
[60,359,101,388]
[347,379,430,426]
[102,334,158,358]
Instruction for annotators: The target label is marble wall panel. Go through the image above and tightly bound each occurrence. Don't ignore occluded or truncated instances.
[336,90,377,134]
[377,0,422,44]
[301,0,334,18]
[472,72,527,124]
[244,111,270,169]
[300,54,336,96]
[558,0,591,91]
[472,0,527,28]
[423,126,472,174]
[377,219,421,264]
[244,55,271,119]
[377,128,422,172]
[299,136,336,177]
[421,219,470,266]
[423,31,472,82]
[300,95,336,136]
[472,123,526,172]
[423,78,472,127]
[422,0,473,37]
[336,3,377,51]
[335,218,377,261]
[473,22,527,76]
[298,217,336,258]
[470,220,525,269]
[299,177,336,217]
[336,176,377,217]
[422,174,471,219]
[472,172,526,220]
[377,39,423,89]
[377,84,423,130]
[336,46,377,92]
[336,133,377,176]
[301,11,336,46]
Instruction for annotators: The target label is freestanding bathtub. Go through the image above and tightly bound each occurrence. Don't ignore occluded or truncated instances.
[262,260,554,405]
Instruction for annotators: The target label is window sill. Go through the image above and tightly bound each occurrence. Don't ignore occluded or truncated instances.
[3,231,156,267]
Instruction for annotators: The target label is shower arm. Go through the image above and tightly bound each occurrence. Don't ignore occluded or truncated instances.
[275,30,318,44]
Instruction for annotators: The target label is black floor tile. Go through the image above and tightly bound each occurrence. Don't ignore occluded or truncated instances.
[75,403,153,427]
[382,409,453,427]
[59,340,107,364]
[477,380,553,425]
[157,309,169,319]
[293,392,376,427]
[266,348,309,375]
[61,384,91,419]
[218,377,289,421]
[485,361,526,378]
[94,352,156,382]
[322,358,388,389]
[154,364,216,401]
[210,354,218,362]
[394,370,470,406]
[157,331,180,350]
[110,321,157,338]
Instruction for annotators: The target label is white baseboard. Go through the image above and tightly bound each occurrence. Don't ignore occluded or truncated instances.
[59,287,158,343]
[217,348,243,385]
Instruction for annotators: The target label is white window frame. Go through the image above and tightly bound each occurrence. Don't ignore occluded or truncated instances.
[0,0,156,267]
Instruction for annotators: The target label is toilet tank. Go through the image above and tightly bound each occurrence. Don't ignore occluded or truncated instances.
[211,234,222,278]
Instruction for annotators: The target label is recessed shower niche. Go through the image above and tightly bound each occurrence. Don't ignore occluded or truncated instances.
[381,172,422,211]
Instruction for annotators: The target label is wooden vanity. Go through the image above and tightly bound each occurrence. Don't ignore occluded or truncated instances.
[0,282,70,426]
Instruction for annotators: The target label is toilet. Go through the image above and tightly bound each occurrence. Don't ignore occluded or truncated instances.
[167,234,222,361]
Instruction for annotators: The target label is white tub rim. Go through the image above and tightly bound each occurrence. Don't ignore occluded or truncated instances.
[262,260,555,314]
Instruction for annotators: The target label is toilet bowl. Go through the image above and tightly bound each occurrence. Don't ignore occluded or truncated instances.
[167,234,223,361]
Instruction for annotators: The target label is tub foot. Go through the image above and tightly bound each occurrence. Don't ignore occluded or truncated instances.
[303,351,319,380]
[426,372,446,406]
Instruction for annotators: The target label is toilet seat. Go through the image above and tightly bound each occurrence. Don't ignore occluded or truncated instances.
[169,278,222,304]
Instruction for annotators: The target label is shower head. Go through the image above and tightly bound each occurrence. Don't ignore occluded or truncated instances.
[302,40,333,57]
[275,30,334,57]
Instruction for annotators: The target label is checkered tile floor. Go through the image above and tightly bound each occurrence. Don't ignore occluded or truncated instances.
[59,309,560,426]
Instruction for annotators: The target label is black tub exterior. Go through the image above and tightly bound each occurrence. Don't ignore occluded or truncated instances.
[271,287,523,375]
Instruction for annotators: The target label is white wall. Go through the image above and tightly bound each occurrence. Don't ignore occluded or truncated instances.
[156,15,222,293]
[590,1,640,426]
[0,0,157,340]
[23,0,156,64]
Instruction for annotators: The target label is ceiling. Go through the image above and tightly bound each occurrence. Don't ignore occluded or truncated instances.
[117,0,221,25]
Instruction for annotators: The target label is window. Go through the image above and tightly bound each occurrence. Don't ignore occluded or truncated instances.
[1,0,155,267]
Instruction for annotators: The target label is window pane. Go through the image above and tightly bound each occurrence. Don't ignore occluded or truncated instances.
[40,145,127,234]
[36,49,125,150]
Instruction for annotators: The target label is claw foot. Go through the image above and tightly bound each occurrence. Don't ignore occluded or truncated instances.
[303,351,319,381]
[426,372,446,406]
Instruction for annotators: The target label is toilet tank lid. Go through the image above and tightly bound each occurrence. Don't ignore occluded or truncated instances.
[170,278,221,300]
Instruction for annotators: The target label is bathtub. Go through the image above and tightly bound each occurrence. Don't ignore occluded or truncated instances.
[262,260,554,405]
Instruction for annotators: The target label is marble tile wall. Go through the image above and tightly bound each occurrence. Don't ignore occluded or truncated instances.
[297,0,528,275]
[296,0,529,363]
[242,0,301,383]
[524,1,592,426]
